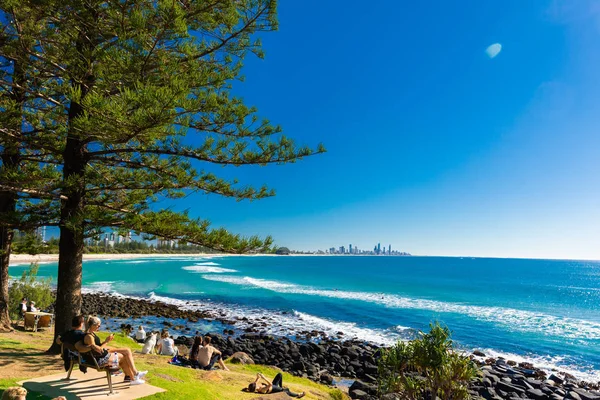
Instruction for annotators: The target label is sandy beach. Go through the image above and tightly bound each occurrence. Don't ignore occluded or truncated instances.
[8,252,219,265]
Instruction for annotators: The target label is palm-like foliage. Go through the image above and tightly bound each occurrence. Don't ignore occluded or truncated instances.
[378,322,480,400]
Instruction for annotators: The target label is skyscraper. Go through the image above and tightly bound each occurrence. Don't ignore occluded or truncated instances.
[349,244,353,254]
[389,244,391,254]
[377,243,381,254]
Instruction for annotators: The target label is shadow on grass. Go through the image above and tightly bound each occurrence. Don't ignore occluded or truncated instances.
[0,348,60,370]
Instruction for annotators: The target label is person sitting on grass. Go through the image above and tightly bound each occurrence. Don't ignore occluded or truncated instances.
[189,336,202,367]
[135,325,146,343]
[157,330,178,356]
[1,386,27,400]
[83,316,147,385]
[194,336,229,371]
[244,372,305,398]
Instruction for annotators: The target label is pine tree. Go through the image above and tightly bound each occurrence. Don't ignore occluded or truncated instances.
[0,3,61,331]
[0,0,323,346]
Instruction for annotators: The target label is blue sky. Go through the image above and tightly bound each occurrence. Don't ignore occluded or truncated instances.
[167,1,600,259]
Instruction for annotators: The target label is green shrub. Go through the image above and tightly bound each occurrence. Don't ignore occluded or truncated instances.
[378,322,480,400]
[8,263,53,319]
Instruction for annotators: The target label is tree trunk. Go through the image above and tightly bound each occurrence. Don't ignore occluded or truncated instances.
[48,70,89,351]
[0,225,15,332]
[48,115,87,353]
[0,60,25,332]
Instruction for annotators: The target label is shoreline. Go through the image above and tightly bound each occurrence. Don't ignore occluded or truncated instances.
[8,252,278,265]
[71,291,600,400]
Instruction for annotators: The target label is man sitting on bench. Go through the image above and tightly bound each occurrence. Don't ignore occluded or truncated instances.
[56,315,87,373]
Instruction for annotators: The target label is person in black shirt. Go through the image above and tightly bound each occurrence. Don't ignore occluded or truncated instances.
[56,315,87,373]
[56,315,86,346]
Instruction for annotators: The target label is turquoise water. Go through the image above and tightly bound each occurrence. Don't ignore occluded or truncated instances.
[11,255,600,380]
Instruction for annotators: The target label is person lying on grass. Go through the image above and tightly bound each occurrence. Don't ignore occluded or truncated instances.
[83,316,148,385]
[244,372,305,398]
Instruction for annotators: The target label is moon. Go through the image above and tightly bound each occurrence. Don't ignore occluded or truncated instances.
[485,43,502,59]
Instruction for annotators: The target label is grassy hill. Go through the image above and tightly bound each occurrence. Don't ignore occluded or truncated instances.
[0,329,347,400]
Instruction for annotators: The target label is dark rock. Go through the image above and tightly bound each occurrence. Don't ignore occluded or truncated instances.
[319,373,333,384]
[526,388,546,400]
[292,361,305,372]
[496,381,526,395]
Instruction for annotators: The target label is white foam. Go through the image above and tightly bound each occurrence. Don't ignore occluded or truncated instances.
[201,276,600,341]
[121,260,149,264]
[83,281,117,294]
[475,348,600,382]
[292,311,398,345]
[201,275,250,285]
[100,289,599,382]
[182,266,237,273]
[145,291,398,345]
[194,261,221,266]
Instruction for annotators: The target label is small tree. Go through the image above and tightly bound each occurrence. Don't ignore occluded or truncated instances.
[378,322,480,400]
[8,262,52,319]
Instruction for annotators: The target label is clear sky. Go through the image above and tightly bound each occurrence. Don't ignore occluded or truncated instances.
[168,1,600,259]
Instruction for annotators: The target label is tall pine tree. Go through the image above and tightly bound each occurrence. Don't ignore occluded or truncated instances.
[0,3,61,331]
[0,0,323,344]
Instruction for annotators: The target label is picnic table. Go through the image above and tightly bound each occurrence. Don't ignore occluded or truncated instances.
[24,311,54,332]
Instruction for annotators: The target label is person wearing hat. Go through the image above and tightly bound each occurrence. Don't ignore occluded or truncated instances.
[27,301,37,313]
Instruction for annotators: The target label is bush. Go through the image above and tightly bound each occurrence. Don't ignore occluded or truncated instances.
[378,322,480,400]
[8,263,53,319]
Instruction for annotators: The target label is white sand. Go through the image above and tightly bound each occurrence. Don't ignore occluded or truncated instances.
[8,252,226,265]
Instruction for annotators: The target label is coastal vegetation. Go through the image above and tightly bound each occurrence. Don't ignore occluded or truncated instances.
[7,263,52,320]
[0,0,323,337]
[377,323,480,400]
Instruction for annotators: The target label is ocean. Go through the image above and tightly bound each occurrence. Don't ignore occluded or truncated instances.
[10,255,600,381]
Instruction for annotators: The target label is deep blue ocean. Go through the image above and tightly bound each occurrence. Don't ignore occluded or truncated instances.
[10,255,600,381]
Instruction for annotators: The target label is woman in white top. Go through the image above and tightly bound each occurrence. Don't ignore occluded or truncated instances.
[135,326,146,343]
[157,331,178,356]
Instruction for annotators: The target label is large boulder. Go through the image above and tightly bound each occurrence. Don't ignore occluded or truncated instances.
[229,352,255,365]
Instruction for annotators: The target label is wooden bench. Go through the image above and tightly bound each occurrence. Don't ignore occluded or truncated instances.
[62,342,121,395]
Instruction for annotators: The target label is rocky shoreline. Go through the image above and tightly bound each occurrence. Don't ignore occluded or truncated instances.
[76,292,600,400]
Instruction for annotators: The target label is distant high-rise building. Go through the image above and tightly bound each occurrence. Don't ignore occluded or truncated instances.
[389,244,391,254]
[349,244,353,254]
[377,243,381,254]
[340,246,345,254]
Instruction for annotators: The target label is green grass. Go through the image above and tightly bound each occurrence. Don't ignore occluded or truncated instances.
[0,331,347,400]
